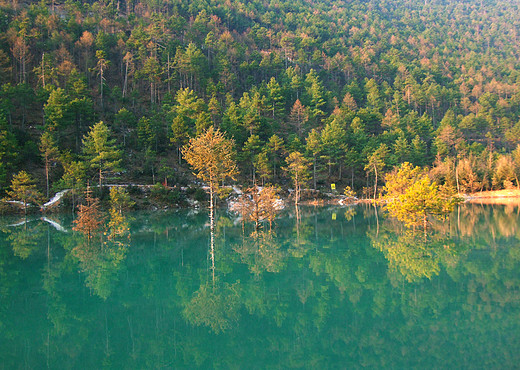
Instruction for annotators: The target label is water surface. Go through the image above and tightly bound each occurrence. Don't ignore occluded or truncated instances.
[1,204,520,368]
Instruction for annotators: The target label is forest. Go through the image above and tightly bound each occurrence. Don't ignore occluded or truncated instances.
[2,0,520,206]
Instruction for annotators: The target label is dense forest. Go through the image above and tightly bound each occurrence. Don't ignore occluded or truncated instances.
[2,0,520,203]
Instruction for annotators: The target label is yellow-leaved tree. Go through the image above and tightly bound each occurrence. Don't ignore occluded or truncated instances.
[383,162,459,232]
[182,126,238,280]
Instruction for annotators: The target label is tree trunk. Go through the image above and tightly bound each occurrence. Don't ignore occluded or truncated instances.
[313,155,317,190]
[100,66,104,110]
[455,162,460,193]
[295,172,299,206]
[45,155,49,198]
[123,59,128,98]
[373,164,378,201]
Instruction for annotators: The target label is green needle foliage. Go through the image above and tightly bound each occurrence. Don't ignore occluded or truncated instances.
[82,121,122,188]
[6,171,42,215]
[383,163,459,231]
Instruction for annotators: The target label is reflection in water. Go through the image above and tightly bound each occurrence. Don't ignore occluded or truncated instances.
[71,209,131,300]
[371,228,461,282]
[2,219,44,259]
[1,204,520,367]
[233,230,284,275]
[183,282,241,334]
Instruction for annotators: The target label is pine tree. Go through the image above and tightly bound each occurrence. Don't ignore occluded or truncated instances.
[266,77,285,120]
[265,134,285,181]
[383,163,458,231]
[243,135,263,184]
[365,144,389,200]
[39,131,59,198]
[6,171,42,215]
[320,120,347,179]
[305,129,321,190]
[82,121,122,188]
[284,151,311,205]
[73,184,104,241]
[182,127,238,277]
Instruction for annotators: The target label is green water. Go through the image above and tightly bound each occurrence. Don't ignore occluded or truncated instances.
[1,204,520,369]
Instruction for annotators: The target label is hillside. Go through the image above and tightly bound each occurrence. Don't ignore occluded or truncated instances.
[1,0,520,204]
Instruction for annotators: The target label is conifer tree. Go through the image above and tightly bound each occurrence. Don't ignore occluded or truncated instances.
[73,184,104,241]
[284,151,310,205]
[82,121,122,188]
[182,126,237,277]
[39,131,59,198]
[383,163,458,232]
[365,144,389,200]
[6,171,42,215]
[305,129,321,190]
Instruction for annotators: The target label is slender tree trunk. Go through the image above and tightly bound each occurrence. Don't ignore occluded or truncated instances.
[42,53,46,88]
[100,66,104,110]
[45,156,49,198]
[123,59,128,98]
[313,155,317,190]
[295,172,299,206]
[423,213,427,239]
[373,164,378,201]
[455,162,460,193]
[167,53,171,94]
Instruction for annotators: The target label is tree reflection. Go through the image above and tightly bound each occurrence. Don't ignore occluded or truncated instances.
[70,209,130,300]
[371,225,463,282]
[4,205,520,368]
[288,206,313,258]
[2,219,44,259]
[183,281,241,334]
[233,230,285,275]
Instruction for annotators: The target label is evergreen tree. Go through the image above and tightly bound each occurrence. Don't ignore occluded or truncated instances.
[265,134,285,181]
[284,151,310,205]
[305,129,321,190]
[39,131,59,198]
[6,171,42,215]
[365,144,389,200]
[73,184,104,241]
[82,121,122,188]
[384,163,458,232]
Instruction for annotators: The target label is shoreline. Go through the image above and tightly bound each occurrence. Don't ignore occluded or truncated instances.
[461,189,520,205]
[4,186,520,215]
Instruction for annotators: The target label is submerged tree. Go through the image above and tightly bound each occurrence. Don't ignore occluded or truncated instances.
[6,171,42,215]
[108,186,134,239]
[182,126,238,214]
[284,151,311,205]
[73,184,104,241]
[365,144,389,200]
[182,126,238,278]
[383,162,459,232]
[232,185,280,231]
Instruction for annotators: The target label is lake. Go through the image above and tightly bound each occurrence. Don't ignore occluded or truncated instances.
[1,203,520,368]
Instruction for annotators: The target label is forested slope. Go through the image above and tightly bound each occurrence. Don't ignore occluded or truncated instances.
[1,0,520,201]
